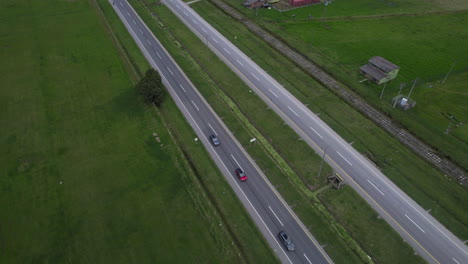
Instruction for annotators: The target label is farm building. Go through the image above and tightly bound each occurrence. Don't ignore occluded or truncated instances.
[289,0,320,7]
[360,56,399,85]
[243,0,265,8]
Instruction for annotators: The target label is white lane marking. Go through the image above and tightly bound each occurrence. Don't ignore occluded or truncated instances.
[452,257,460,264]
[288,106,299,117]
[156,52,162,59]
[208,123,217,135]
[201,28,207,33]
[117,10,296,264]
[191,100,200,111]
[212,38,218,43]
[367,179,385,196]
[268,89,278,98]
[336,151,353,166]
[179,84,186,93]
[268,206,284,226]
[120,2,123,7]
[405,214,426,233]
[167,67,174,76]
[127,11,130,16]
[167,88,293,264]
[176,5,180,9]
[192,19,198,25]
[230,154,242,170]
[139,28,143,34]
[223,48,231,55]
[133,19,136,25]
[183,12,188,16]
[309,126,323,139]
[303,254,313,264]
[250,72,260,81]
[147,40,152,46]
[236,59,244,67]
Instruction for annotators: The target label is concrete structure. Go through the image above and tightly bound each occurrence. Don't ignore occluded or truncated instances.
[289,0,320,7]
[243,0,264,8]
[360,56,399,85]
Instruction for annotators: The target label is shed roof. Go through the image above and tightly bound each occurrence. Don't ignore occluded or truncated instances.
[360,64,387,80]
[243,0,263,6]
[369,56,399,73]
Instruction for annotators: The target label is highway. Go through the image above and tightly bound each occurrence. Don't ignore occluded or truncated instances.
[110,1,333,263]
[157,1,468,264]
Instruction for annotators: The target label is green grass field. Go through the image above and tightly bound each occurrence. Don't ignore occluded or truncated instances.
[223,0,468,170]
[190,0,467,237]
[0,0,276,262]
[127,0,431,263]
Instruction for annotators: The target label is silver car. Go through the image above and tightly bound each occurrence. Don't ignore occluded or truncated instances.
[278,231,295,251]
[209,134,220,146]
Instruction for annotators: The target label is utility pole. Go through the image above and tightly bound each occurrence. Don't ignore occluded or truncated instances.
[379,81,388,100]
[393,83,406,108]
[317,146,328,178]
[442,62,456,85]
[407,79,418,101]
[321,0,332,26]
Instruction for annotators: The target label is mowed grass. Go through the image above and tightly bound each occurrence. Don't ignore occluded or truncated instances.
[129,1,425,263]
[190,0,467,239]
[0,0,267,262]
[225,0,468,169]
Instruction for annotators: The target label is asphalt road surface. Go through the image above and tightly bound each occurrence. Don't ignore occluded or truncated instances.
[110,1,334,263]
[158,1,467,264]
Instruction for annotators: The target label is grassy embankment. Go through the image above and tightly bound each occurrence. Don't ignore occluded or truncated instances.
[0,0,276,263]
[192,0,468,239]
[128,0,428,263]
[223,0,468,170]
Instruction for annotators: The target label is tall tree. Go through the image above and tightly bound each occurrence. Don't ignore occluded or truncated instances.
[136,68,165,106]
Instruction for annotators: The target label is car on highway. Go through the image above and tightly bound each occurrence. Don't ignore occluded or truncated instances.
[235,168,248,182]
[209,134,220,146]
[278,231,295,251]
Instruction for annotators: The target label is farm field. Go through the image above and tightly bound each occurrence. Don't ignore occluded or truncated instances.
[224,0,468,171]
[192,0,467,239]
[126,0,428,263]
[0,0,276,263]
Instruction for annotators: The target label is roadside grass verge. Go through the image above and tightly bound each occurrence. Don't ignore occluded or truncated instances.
[95,0,278,263]
[0,0,270,262]
[219,0,468,170]
[190,0,468,240]
[128,1,426,263]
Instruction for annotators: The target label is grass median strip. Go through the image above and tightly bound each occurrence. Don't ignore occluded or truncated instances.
[191,0,467,240]
[127,1,427,263]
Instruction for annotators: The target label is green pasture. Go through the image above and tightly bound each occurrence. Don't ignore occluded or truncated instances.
[0,0,274,263]
[190,0,467,239]
[128,0,429,263]
[223,0,468,169]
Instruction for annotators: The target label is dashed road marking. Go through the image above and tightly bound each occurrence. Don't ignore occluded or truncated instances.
[133,19,136,25]
[201,28,207,33]
[268,206,284,226]
[337,151,353,166]
[191,100,200,111]
[208,123,217,135]
[309,126,323,139]
[236,59,244,67]
[405,214,426,233]
[179,84,186,93]
[167,67,174,76]
[120,2,123,7]
[268,89,278,98]
[250,72,260,81]
[231,154,242,170]
[304,254,313,264]
[192,19,198,24]
[452,258,460,264]
[147,40,152,46]
[223,48,231,55]
[139,28,143,34]
[367,179,385,196]
[288,106,299,117]
[156,52,162,59]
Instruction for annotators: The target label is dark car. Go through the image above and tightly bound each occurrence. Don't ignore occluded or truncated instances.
[278,231,295,251]
[235,168,248,182]
[209,134,220,146]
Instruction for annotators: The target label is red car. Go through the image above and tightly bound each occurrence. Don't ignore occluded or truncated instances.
[235,168,248,182]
